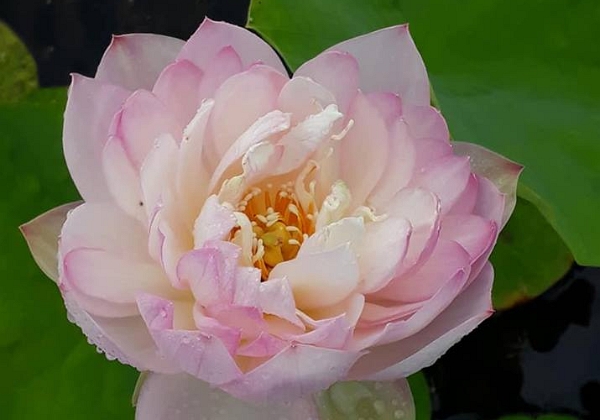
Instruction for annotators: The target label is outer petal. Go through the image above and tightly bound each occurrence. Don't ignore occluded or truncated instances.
[295,50,359,114]
[177,18,288,75]
[350,263,494,380]
[453,142,523,228]
[20,202,81,283]
[62,291,177,373]
[277,77,336,125]
[152,59,204,128]
[326,25,429,106]
[135,373,320,420]
[96,33,184,91]
[63,75,130,201]
[221,344,364,403]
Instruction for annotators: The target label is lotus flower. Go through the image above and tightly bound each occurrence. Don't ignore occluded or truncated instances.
[21,18,522,419]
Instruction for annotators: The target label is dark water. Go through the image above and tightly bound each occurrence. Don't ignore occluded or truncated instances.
[2,1,599,419]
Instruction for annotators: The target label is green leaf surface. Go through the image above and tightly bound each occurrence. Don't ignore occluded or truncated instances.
[490,198,573,310]
[407,372,432,420]
[0,89,138,419]
[248,0,600,266]
[0,21,37,102]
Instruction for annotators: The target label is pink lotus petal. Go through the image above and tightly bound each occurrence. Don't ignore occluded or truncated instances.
[176,99,214,212]
[308,293,366,328]
[359,217,412,294]
[376,239,471,303]
[299,216,365,256]
[135,373,320,420]
[138,294,242,385]
[96,33,183,91]
[110,90,182,169]
[63,75,130,201]
[448,173,478,216]
[193,195,237,248]
[62,248,179,316]
[402,104,449,143]
[206,304,267,339]
[197,46,244,100]
[411,155,472,214]
[177,241,240,304]
[291,314,352,349]
[206,65,287,163]
[140,134,178,218]
[152,59,204,128]
[295,50,359,114]
[277,77,336,124]
[208,110,291,191]
[340,93,389,209]
[232,267,261,307]
[473,175,506,229]
[350,263,493,380]
[102,135,145,223]
[237,332,287,358]
[385,188,441,274]
[269,244,359,311]
[413,138,453,173]
[453,141,523,228]
[20,202,81,283]
[440,215,497,262]
[62,291,178,373]
[365,92,402,128]
[359,300,423,326]
[259,277,304,327]
[368,119,416,210]
[221,344,364,403]
[193,309,241,355]
[326,25,429,106]
[178,18,287,75]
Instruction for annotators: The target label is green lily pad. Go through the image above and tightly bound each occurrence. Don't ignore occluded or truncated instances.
[490,197,573,309]
[247,0,600,266]
[0,88,138,419]
[0,21,37,102]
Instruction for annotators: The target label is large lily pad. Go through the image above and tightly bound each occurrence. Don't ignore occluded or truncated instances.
[0,21,37,101]
[248,0,600,267]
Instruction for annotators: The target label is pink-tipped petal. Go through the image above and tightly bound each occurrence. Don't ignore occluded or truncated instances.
[221,344,364,403]
[299,217,365,256]
[340,93,389,209]
[206,65,287,163]
[110,90,182,169]
[377,239,471,303]
[295,50,359,114]
[96,33,184,91]
[62,291,177,373]
[152,59,204,128]
[278,77,336,124]
[453,142,523,228]
[402,105,449,143]
[326,25,429,106]
[473,175,506,229]
[135,373,320,420]
[140,134,178,218]
[138,294,242,385]
[350,263,493,380]
[259,277,304,327]
[237,332,287,358]
[270,244,359,311]
[440,215,497,262]
[102,135,145,223]
[197,46,244,100]
[366,92,402,128]
[20,202,81,283]
[63,75,130,201]
[178,18,288,75]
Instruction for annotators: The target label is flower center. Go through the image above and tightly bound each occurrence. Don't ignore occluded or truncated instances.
[233,183,316,280]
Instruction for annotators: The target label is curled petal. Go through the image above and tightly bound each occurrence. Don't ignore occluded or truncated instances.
[178,18,288,75]
[20,202,80,283]
[453,142,523,228]
[96,33,184,91]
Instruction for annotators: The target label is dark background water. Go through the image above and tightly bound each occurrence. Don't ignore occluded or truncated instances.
[1,1,599,419]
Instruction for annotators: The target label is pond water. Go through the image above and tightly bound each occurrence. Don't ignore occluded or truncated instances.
[1,0,598,419]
